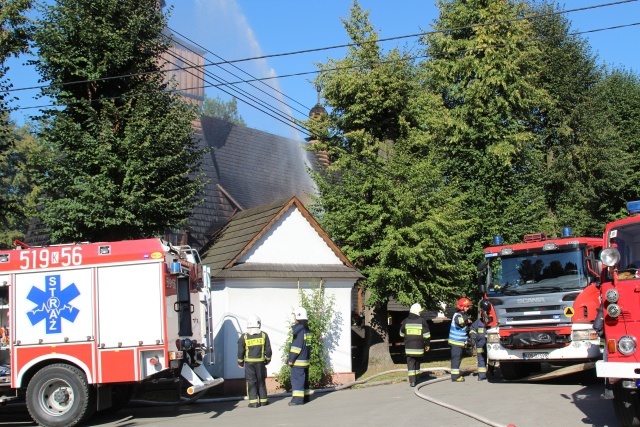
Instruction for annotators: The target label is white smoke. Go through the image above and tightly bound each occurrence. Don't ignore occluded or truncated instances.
[191,0,301,140]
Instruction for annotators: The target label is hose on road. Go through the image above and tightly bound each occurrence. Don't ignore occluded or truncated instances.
[130,365,511,427]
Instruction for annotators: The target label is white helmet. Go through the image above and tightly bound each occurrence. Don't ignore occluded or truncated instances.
[247,314,261,329]
[410,303,422,315]
[294,307,308,320]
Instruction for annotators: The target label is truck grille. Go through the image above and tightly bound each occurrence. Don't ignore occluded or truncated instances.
[500,331,570,349]
[504,305,564,313]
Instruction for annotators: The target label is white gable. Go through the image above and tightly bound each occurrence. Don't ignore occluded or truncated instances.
[238,206,342,264]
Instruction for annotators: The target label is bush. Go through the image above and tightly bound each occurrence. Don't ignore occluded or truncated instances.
[276,282,337,390]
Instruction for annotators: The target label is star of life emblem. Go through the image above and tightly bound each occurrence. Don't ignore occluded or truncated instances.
[26,275,80,334]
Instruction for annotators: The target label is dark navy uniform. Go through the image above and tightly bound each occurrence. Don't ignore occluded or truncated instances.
[399,312,431,386]
[288,321,311,404]
[469,318,488,380]
[238,331,272,406]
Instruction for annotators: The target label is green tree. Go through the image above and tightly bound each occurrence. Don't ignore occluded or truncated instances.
[1,0,34,248]
[200,94,246,126]
[589,68,640,220]
[422,0,552,254]
[309,1,473,367]
[31,0,205,243]
[528,1,630,236]
[0,123,46,248]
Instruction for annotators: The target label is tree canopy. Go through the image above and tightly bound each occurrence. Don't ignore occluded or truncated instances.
[309,0,640,320]
[309,2,473,312]
[200,94,246,126]
[0,0,34,248]
[30,0,205,243]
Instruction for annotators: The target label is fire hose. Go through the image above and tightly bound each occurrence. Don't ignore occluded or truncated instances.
[129,366,511,426]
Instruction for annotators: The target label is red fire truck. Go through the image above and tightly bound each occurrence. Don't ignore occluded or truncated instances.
[596,201,640,426]
[477,229,603,380]
[0,238,222,427]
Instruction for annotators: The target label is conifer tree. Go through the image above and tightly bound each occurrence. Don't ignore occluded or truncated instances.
[423,0,552,255]
[309,1,472,366]
[31,0,204,242]
[0,0,34,247]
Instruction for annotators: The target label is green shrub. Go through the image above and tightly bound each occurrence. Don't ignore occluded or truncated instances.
[276,282,337,389]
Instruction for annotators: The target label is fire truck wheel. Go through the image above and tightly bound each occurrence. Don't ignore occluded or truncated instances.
[613,381,640,426]
[26,363,95,427]
[499,361,529,381]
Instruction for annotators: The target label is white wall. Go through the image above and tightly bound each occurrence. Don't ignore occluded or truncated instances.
[239,207,342,265]
[208,278,354,381]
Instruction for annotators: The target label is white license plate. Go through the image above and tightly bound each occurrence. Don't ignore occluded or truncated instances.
[523,352,549,360]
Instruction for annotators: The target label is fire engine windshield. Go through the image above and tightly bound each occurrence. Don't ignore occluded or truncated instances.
[487,248,587,296]
[608,223,640,279]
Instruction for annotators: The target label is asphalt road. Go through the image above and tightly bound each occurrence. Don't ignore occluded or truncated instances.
[0,368,620,427]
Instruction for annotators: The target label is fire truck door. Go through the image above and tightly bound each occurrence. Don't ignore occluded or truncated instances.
[176,276,192,336]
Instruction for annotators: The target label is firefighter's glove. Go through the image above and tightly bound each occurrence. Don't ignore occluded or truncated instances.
[425,346,430,352]
[238,364,244,368]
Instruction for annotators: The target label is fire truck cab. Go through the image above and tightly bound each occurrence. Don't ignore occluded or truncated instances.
[478,229,603,380]
[597,201,640,426]
[0,238,221,427]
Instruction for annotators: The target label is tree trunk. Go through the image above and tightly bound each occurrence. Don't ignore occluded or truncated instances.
[361,290,394,369]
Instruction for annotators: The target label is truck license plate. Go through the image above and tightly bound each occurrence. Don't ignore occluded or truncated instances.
[523,352,548,360]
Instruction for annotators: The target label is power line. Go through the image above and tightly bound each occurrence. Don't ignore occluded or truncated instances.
[195,0,638,66]
[6,0,634,95]
[163,46,310,135]
[166,33,310,118]
[9,21,639,113]
[167,26,311,112]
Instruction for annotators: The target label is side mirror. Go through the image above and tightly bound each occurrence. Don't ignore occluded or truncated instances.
[477,261,489,294]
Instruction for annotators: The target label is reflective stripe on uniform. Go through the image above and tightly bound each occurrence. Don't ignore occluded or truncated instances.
[244,332,267,362]
[245,337,265,346]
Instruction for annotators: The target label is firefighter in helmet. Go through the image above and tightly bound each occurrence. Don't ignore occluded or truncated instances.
[399,303,431,387]
[448,297,472,382]
[238,314,272,407]
[470,299,492,381]
[288,307,311,406]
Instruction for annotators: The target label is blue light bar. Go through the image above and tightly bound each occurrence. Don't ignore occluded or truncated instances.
[562,227,573,237]
[628,201,640,214]
[493,236,503,245]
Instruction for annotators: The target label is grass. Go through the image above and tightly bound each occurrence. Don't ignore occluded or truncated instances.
[353,356,477,386]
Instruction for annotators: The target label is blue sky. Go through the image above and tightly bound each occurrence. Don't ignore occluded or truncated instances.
[5,0,640,140]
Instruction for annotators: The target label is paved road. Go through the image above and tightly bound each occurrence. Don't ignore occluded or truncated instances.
[0,368,620,427]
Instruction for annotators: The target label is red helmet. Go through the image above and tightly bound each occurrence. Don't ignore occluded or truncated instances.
[457,297,472,310]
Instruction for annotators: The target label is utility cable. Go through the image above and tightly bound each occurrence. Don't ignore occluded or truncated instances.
[8,21,639,114]
[6,0,634,95]
[165,34,310,121]
[163,47,309,135]
[167,26,311,113]
[163,0,639,68]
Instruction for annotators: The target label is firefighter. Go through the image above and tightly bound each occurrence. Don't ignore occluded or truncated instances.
[237,314,272,408]
[399,303,431,387]
[469,299,492,381]
[448,297,472,382]
[288,307,311,406]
